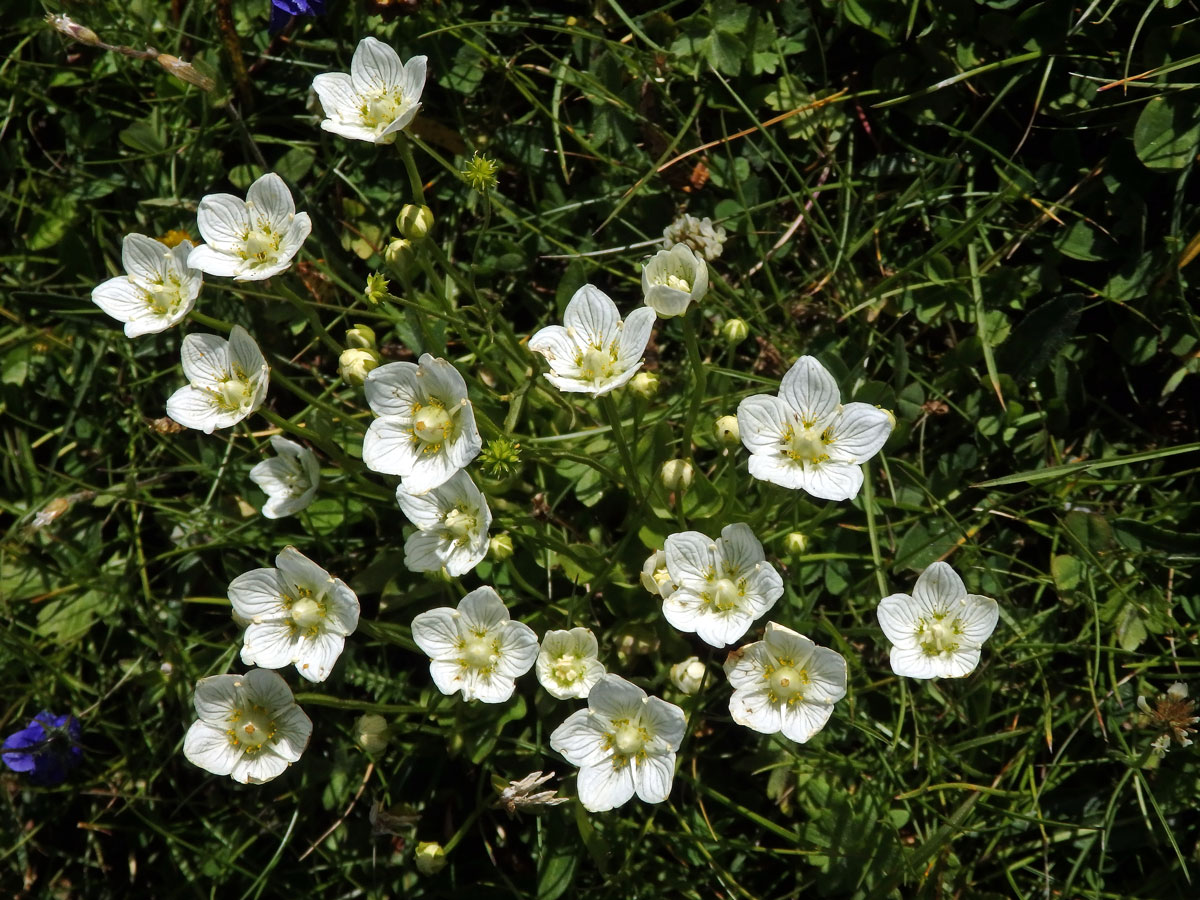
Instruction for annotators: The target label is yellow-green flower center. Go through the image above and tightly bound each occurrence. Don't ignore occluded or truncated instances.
[291,597,323,629]
[613,723,645,756]
[217,378,251,411]
[463,636,495,669]
[919,617,959,655]
[710,577,741,610]
[660,272,692,292]
[234,705,275,749]
[361,89,405,130]
[444,508,476,540]
[769,665,805,700]
[788,426,830,464]
[552,654,582,685]
[578,346,614,382]
[413,405,453,444]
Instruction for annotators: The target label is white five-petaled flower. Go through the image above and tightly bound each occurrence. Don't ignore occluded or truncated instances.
[362,354,481,493]
[528,284,656,397]
[410,586,538,703]
[166,325,269,433]
[249,436,320,519]
[536,628,606,700]
[662,524,784,648]
[395,469,491,576]
[549,674,685,812]
[737,355,894,501]
[183,668,312,784]
[312,37,427,144]
[876,561,999,679]
[188,173,311,281]
[227,546,361,683]
[641,244,709,318]
[91,233,203,337]
[724,622,847,743]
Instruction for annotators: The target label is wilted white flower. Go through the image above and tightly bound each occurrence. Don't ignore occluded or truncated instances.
[492,771,569,817]
[662,524,783,648]
[549,674,685,812]
[536,628,605,700]
[188,173,311,281]
[669,657,706,695]
[528,284,656,397]
[1137,682,1198,756]
[91,233,202,337]
[183,669,312,784]
[249,436,320,519]
[641,244,708,318]
[662,213,727,261]
[395,470,491,576]
[737,355,893,501]
[165,325,269,433]
[639,549,675,598]
[876,561,999,679]
[228,546,361,683]
[410,586,538,703]
[362,354,482,494]
[725,622,847,742]
[312,38,426,144]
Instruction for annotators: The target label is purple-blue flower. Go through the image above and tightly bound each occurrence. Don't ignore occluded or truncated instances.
[270,0,327,33]
[1,711,83,786]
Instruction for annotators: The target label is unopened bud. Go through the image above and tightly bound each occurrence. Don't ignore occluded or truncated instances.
[48,14,103,47]
[489,533,514,561]
[660,458,693,491]
[415,841,446,875]
[669,657,707,695]
[385,238,417,278]
[364,271,390,305]
[783,532,808,556]
[396,204,434,240]
[154,53,216,91]
[639,550,675,597]
[345,323,377,350]
[356,714,389,753]
[714,415,739,445]
[339,348,381,385]
[721,318,749,346]
[630,371,659,398]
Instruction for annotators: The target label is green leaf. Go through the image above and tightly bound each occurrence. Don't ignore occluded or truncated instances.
[1051,554,1082,593]
[118,119,166,155]
[1133,95,1200,171]
[973,442,1200,487]
[36,589,114,643]
[997,294,1082,383]
[1064,510,1114,553]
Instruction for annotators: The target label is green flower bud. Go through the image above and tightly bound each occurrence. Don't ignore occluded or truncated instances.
[364,271,390,305]
[714,415,740,445]
[783,532,809,556]
[355,714,389,753]
[415,841,446,875]
[462,152,500,193]
[396,204,435,240]
[345,323,377,350]
[339,348,381,385]
[630,371,659,398]
[721,318,749,346]
[489,533,514,561]
[385,238,417,278]
[660,458,694,491]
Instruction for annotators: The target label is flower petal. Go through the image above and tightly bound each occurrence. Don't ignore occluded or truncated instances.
[183,720,240,776]
[246,173,296,235]
[778,701,835,743]
[549,709,611,767]
[827,402,893,463]
[563,284,620,349]
[913,562,967,613]
[616,306,656,370]
[179,332,229,387]
[729,686,782,735]
[350,36,403,95]
[876,593,919,648]
[364,362,422,418]
[228,568,287,621]
[779,356,841,426]
[664,531,715,586]
[195,193,250,248]
[362,417,420,476]
[577,760,635,812]
[312,71,359,121]
[795,460,864,501]
[492,621,539,680]
[122,233,170,282]
[958,594,999,646]
[186,244,242,278]
[631,752,675,804]
[411,607,460,660]
[457,586,510,634]
[736,393,792,454]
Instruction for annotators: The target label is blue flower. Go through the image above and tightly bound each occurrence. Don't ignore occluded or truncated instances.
[270,0,327,33]
[1,711,83,786]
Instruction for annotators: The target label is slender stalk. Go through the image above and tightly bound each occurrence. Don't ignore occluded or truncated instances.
[600,394,645,506]
[397,138,426,204]
[680,312,707,459]
[861,460,889,598]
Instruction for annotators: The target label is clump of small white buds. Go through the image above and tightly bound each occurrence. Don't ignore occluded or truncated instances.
[663,213,727,261]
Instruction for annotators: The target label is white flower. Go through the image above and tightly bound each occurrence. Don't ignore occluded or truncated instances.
[312,38,427,144]
[641,244,708,317]
[91,233,202,337]
[183,668,312,784]
[536,628,606,700]
[188,173,311,281]
[663,213,727,261]
[249,436,320,519]
[724,622,847,742]
[410,586,538,703]
[876,562,999,679]
[166,325,269,433]
[395,470,491,576]
[362,354,482,493]
[549,674,685,812]
[662,524,783,648]
[528,284,656,397]
[227,546,361,683]
[639,549,675,598]
[669,657,707,695]
[737,355,894,501]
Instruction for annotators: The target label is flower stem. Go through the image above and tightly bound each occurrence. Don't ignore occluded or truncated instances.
[397,138,425,204]
[860,460,889,598]
[600,394,645,506]
[680,312,707,460]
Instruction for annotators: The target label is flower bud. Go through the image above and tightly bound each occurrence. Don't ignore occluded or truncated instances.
[364,271,390,305]
[489,533,514,561]
[385,238,417,278]
[344,323,377,350]
[669,657,707,695]
[396,204,434,240]
[339,348,381,385]
[47,14,102,48]
[415,841,446,875]
[630,371,659,398]
[783,532,808,556]
[660,458,694,491]
[721,318,749,346]
[639,550,675,597]
[614,625,659,661]
[713,415,739,445]
[355,714,389,753]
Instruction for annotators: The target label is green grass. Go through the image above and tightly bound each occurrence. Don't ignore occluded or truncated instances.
[3,0,1199,897]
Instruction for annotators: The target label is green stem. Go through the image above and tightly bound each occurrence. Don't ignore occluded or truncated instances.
[189,309,235,332]
[600,394,645,506]
[397,138,426,204]
[861,461,888,598]
[680,312,707,460]
[269,370,367,435]
[278,285,344,356]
